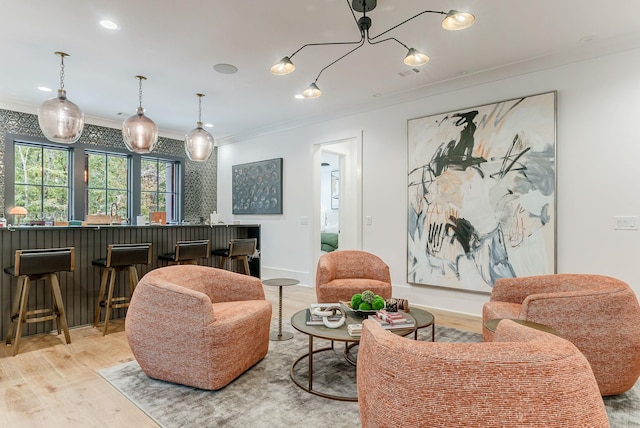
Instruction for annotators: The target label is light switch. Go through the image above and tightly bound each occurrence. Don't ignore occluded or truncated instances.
[365,216,372,226]
[614,216,638,230]
[299,216,309,225]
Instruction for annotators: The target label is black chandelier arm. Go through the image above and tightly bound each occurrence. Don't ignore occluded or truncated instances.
[288,38,364,60]
[368,9,446,41]
[366,34,409,51]
[289,0,363,61]
[313,38,365,84]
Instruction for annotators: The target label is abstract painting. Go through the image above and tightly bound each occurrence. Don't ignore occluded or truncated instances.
[232,158,283,214]
[407,92,556,292]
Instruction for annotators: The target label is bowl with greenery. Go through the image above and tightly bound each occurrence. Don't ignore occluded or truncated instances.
[341,290,385,317]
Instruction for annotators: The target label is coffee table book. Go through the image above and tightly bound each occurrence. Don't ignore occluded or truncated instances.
[347,323,362,337]
[367,314,415,330]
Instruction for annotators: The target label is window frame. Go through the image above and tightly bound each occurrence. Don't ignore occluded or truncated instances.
[84,149,132,220]
[140,156,182,223]
[4,133,185,223]
[10,139,73,221]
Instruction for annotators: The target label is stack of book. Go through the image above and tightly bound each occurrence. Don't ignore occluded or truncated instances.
[347,323,362,337]
[305,303,344,326]
[367,309,415,330]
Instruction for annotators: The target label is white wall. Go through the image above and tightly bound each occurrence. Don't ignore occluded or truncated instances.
[218,46,640,317]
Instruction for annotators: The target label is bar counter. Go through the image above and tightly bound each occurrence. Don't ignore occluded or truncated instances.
[0,224,260,341]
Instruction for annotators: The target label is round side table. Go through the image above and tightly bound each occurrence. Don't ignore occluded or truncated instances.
[263,278,299,341]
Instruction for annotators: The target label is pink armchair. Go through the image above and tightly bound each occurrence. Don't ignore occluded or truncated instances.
[315,250,392,303]
[357,319,609,428]
[125,265,272,390]
[483,273,640,396]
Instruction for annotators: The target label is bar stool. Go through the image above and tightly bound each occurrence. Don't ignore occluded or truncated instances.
[92,243,152,335]
[212,238,257,275]
[159,240,210,265]
[4,247,74,356]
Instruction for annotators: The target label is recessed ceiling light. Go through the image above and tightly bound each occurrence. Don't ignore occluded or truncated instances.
[295,94,304,99]
[99,20,119,30]
[204,123,214,128]
[37,86,52,92]
[213,63,238,74]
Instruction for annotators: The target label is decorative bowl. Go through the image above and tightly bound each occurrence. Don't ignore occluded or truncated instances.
[340,301,379,318]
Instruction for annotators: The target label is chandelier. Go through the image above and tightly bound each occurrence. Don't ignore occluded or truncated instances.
[270,0,475,98]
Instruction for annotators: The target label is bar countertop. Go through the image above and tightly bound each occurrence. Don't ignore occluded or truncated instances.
[0,223,261,341]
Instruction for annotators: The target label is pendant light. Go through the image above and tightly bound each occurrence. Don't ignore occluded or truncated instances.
[184,93,215,162]
[122,75,158,153]
[37,51,84,143]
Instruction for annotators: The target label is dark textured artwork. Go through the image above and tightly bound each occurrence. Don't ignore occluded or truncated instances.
[407,92,556,292]
[232,158,283,214]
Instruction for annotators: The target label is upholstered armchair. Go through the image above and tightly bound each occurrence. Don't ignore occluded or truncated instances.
[126,265,272,390]
[483,273,640,396]
[357,319,609,428]
[315,250,392,303]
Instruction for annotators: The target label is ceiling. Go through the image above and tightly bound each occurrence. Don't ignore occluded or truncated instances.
[2,0,640,145]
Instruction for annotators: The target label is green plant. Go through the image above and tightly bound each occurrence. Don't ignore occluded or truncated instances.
[361,290,375,304]
[351,293,363,310]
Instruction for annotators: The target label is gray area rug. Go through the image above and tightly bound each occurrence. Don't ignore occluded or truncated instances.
[99,321,639,428]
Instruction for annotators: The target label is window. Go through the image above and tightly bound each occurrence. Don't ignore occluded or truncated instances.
[141,157,180,222]
[85,151,130,219]
[7,134,184,223]
[14,142,71,221]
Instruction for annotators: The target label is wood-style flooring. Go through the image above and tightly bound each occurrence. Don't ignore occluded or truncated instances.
[0,284,481,427]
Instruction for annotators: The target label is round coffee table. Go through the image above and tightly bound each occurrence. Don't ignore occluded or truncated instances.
[290,308,415,401]
[263,278,299,341]
[408,307,436,341]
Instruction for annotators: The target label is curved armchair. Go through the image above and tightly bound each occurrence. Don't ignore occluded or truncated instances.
[483,273,640,396]
[315,250,392,303]
[357,319,609,428]
[126,265,272,390]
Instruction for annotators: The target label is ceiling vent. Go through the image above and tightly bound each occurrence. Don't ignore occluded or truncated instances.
[398,68,421,77]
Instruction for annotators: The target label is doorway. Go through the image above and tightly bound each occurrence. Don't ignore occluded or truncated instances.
[313,136,362,267]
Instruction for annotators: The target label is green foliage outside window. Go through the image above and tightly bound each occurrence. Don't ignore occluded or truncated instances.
[141,158,178,222]
[85,151,129,219]
[14,144,70,221]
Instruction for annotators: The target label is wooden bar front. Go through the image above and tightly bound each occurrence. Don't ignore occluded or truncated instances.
[0,224,260,341]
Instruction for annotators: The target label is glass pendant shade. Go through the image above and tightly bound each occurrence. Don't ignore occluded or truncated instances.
[37,52,84,144]
[122,76,158,153]
[442,10,475,30]
[185,122,215,161]
[302,82,322,98]
[122,107,158,153]
[38,89,84,143]
[404,48,430,66]
[270,56,296,75]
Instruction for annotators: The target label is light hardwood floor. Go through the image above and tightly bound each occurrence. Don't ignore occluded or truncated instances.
[0,284,481,427]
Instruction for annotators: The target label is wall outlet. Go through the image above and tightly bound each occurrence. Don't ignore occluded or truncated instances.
[365,216,372,226]
[614,216,638,230]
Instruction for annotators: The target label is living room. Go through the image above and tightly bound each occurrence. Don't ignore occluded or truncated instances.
[1,1,640,426]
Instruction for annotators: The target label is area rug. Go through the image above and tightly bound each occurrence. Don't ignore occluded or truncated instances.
[99,321,639,428]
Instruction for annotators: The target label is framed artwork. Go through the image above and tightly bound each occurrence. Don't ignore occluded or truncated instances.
[331,170,339,210]
[232,158,283,214]
[407,92,556,293]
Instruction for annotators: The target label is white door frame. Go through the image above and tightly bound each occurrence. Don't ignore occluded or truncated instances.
[313,135,363,271]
